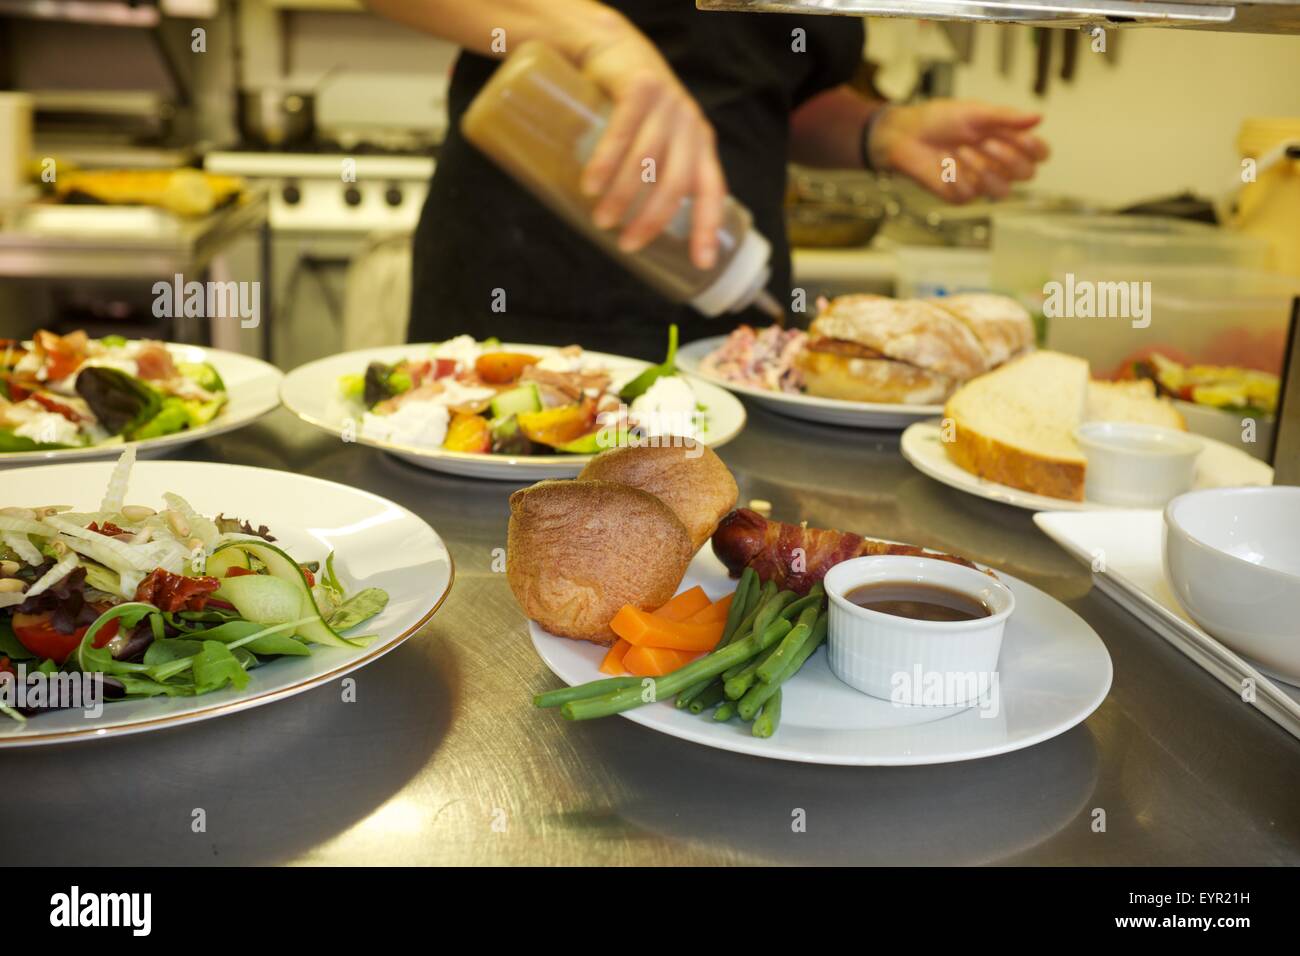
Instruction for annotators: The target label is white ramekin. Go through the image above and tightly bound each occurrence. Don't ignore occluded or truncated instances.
[1074,421,1202,508]
[824,555,1015,707]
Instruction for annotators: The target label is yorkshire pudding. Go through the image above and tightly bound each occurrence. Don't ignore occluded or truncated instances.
[507,479,694,644]
[578,441,738,551]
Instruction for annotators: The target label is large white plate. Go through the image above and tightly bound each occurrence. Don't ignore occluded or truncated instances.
[0,460,453,747]
[900,419,1274,513]
[530,549,1112,766]
[1034,509,1300,739]
[677,335,941,429]
[280,343,747,480]
[0,344,282,467]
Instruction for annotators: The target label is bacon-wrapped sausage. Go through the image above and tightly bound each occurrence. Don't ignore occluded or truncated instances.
[710,508,985,595]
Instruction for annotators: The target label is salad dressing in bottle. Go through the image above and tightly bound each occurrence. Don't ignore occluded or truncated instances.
[462,41,784,322]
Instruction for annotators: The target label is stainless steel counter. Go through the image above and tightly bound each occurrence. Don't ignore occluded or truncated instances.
[4,406,1298,865]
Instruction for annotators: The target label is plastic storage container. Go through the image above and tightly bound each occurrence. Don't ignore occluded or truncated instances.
[991,214,1272,365]
[461,41,782,320]
[894,247,991,299]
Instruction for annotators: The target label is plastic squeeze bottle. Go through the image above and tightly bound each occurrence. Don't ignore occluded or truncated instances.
[461,40,784,322]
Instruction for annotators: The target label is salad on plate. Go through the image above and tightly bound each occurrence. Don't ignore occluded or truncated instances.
[340,327,707,456]
[1,330,228,453]
[0,448,388,725]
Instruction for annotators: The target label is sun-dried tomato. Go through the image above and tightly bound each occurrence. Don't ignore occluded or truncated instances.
[86,521,128,537]
[32,392,83,422]
[134,568,221,612]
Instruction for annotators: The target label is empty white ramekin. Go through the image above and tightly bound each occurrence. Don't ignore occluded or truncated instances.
[824,555,1015,707]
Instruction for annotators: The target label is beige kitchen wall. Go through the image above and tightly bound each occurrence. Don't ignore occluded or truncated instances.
[952,25,1300,207]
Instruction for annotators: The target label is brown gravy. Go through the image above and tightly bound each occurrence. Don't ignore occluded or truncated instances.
[846,582,991,623]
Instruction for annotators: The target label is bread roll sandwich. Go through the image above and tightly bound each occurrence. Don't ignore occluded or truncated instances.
[578,441,738,550]
[796,295,989,404]
[926,294,1036,368]
[507,479,694,644]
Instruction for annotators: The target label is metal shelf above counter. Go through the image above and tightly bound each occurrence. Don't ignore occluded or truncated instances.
[0,190,268,280]
[697,0,1300,34]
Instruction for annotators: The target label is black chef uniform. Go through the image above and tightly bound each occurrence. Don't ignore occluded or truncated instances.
[409,2,864,360]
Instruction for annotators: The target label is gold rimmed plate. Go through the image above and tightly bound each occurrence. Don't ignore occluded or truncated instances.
[0,461,453,747]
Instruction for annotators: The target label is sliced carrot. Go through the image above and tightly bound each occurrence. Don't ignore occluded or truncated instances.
[685,593,734,625]
[599,640,631,676]
[610,606,725,652]
[653,586,712,622]
[623,645,700,677]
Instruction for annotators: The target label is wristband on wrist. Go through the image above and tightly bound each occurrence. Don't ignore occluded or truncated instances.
[860,104,892,172]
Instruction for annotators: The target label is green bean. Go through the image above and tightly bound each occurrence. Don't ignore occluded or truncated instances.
[677,570,761,709]
[738,612,828,722]
[750,589,796,644]
[752,688,782,738]
[561,616,793,721]
[757,604,821,685]
[688,681,726,715]
[713,700,737,722]
[720,587,793,682]
[723,643,781,700]
[778,583,825,625]
[720,568,757,644]
[534,676,641,709]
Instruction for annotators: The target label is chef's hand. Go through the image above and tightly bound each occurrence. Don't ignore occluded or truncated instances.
[578,30,727,270]
[867,100,1049,203]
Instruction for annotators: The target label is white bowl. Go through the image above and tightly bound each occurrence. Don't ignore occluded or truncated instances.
[823,556,1015,707]
[1075,422,1202,508]
[1163,486,1300,681]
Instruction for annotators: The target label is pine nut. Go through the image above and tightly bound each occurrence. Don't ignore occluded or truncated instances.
[0,560,20,576]
[0,579,26,594]
[164,510,191,538]
[187,537,205,553]
[121,505,156,522]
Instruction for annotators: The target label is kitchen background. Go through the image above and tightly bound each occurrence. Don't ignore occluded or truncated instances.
[0,0,1297,379]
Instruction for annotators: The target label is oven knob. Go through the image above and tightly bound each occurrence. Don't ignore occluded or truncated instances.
[282,182,302,205]
[344,186,363,207]
[384,183,404,207]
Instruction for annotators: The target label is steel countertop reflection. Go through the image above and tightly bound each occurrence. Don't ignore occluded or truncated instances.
[3,405,1298,865]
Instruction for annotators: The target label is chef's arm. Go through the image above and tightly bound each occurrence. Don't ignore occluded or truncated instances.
[364,0,728,270]
[362,0,625,63]
[790,84,1051,203]
[788,85,883,170]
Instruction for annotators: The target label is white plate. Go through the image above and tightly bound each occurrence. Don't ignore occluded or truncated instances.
[1034,509,1300,739]
[900,419,1273,512]
[1,344,283,467]
[677,335,941,429]
[530,549,1112,766]
[280,343,747,480]
[0,460,453,747]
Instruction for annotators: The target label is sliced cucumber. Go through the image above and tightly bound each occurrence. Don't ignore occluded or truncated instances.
[205,547,249,578]
[490,383,541,419]
[210,541,359,648]
[214,574,303,626]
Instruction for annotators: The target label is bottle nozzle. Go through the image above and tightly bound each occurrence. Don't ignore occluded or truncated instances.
[753,290,786,326]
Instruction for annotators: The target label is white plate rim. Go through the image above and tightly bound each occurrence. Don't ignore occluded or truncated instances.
[0,461,455,748]
[0,343,283,465]
[900,419,1274,513]
[677,335,943,427]
[279,342,747,475]
[529,556,1112,767]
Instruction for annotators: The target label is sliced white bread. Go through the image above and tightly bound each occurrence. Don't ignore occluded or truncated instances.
[1086,379,1187,430]
[944,351,1090,501]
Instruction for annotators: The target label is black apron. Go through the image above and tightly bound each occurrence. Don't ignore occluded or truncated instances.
[409,3,864,360]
